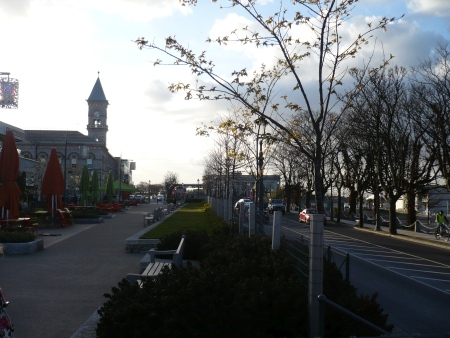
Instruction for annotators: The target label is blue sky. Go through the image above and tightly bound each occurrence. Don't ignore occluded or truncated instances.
[0,0,449,185]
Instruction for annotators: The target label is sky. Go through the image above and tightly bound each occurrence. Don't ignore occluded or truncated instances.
[0,0,449,186]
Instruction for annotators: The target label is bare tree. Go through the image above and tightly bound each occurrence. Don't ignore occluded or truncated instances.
[410,41,450,187]
[164,171,179,198]
[135,0,399,214]
[345,66,435,234]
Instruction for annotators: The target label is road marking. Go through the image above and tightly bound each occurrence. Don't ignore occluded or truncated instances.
[411,275,450,282]
[388,266,450,274]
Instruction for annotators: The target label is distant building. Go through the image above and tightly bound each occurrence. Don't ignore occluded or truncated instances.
[0,76,133,204]
[204,172,281,199]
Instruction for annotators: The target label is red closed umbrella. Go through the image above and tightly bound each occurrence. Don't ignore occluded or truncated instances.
[0,131,22,219]
[41,148,65,216]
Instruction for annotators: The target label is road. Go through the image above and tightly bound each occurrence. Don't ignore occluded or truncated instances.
[279,213,450,336]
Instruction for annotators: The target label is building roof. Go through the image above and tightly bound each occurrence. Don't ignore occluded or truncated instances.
[87,77,107,101]
[23,130,95,144]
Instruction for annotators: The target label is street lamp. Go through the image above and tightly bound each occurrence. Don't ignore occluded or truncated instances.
[374,166,381,231]
[148,180,151,203]
[255,117,267,214]
[336,178,343,223]
[197,179,200,199]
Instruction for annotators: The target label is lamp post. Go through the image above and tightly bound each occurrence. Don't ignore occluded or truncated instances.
[330,184,334,222]
[254,118,267,215]
[258,138,264,213]
[148,180,151,203]
[63,133,68,205]
[118,160,124,203]
[374,166,381,231]
[336,178,343,223]
[197,179,200,199]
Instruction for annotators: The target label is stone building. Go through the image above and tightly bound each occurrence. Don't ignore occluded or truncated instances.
[0,76,133,204]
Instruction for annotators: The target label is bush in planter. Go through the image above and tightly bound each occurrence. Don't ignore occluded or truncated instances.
[97,235,307,338]
[156,229,209,261]
[0,232,36,243]
[97,234,393,338]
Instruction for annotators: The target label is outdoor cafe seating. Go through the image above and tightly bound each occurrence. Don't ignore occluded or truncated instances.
[96,203,123,213]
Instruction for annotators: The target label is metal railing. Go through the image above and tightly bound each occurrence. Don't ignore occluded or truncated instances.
[325,245,349,283]
[280,236,309,289]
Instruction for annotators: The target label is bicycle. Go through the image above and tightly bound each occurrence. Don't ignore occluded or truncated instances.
[0,288,14,337]
[435,223,450,241]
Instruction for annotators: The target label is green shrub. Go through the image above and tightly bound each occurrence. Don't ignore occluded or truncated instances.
[322,259,393,337]
[97,235,307,338]
[0,232,36,243]
[156,229,209,260]
[97,204,393,337]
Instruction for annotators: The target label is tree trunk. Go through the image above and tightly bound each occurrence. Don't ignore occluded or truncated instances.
[358,193,364,228]
[406,191,417,226]
[285,184,292,213]
[389,197,398,235]
[305,190,312,208]
[349,189,358,214]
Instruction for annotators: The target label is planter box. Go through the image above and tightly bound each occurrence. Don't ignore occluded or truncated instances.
[0,239,44,254]
[73,217,104,224]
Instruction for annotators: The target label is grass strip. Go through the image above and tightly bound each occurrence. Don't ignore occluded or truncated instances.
[140,202,211,239]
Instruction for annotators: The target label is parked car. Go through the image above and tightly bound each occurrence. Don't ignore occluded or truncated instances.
[268,198,285,214]
[234,198,253,213]
[135,195,143,201]
[299,208,327,224]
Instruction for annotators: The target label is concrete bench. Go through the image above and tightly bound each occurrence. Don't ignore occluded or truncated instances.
[167,204,175,213]
[143,212,154,227]
[127,235,186,285]
[143,207,164,227]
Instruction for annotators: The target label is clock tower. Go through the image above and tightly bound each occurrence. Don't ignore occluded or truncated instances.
[87,75,109,145]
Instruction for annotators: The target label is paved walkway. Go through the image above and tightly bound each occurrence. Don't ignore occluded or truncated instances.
[0,202,168,338]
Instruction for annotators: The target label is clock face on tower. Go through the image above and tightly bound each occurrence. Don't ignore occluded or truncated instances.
[94,110,100,118]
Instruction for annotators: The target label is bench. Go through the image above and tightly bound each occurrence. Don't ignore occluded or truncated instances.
[143,212,154,226]
[127,235,186,285]
[143,207,164,227]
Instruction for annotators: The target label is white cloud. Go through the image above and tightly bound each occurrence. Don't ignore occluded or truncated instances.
[1,0,449,185]
[407,0,450,17]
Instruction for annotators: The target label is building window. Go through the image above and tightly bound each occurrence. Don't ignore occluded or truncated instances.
[68,152,79,160]
[21,151,33,159]
[38,152,48,162]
